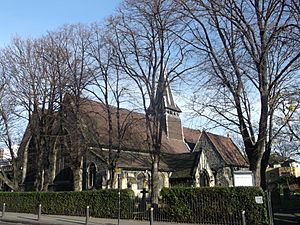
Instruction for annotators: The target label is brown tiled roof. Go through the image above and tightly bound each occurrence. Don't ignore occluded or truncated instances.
[183,127,201,146]
[90,149,193,172]
[91,149,171,171]
[205,132,248,167]
[78,98,189,154]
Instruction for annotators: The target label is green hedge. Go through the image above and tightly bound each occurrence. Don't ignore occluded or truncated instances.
[0,189,134,218]
[160,187,268,225]
[0,187,268,224]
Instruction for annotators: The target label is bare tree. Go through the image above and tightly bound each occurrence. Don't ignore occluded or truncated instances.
[110,0,194,204]
[52,24,94,191]
[83,23,135,189]
[0,69,22,191]
[0,37,66,191]
[180,0,300,187]
[273,93,300,158]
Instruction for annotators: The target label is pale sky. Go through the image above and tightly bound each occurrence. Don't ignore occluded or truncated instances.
[0,0,121,48]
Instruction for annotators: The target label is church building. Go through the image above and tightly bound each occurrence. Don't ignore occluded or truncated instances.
[18,84,249,195]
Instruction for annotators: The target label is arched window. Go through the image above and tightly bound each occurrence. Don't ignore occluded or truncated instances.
[88,163,96,189]
[200,170,210,187]
[137,173,146,190]
[158,174,164,189]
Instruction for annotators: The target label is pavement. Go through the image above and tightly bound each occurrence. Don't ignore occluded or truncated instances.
[3,211,300,225]
[0,212,192,225]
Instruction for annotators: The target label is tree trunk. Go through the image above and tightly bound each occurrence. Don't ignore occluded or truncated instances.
[261,143,272,190]
[49,147,58,186]
[109,166,116,189]
[151,153,160,206]
[260,164,267,190]
[73,157,83,191]
[248,145,264,187]
[253,159,262,187]
[42,169,50,191]
[21,140,29,184]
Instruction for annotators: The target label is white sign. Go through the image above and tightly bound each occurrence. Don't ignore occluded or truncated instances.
[233,171,254,187]
[255,196,263,204]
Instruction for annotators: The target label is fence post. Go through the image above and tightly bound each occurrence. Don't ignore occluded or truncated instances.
[37,204,41,221]
[2,203,5,218]
[242,210,246,225]
[85,206,89,225]
[118,173,121,225]
[149,207,154,225]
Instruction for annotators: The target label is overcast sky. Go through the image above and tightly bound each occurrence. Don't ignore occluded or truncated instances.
[0,0,121,48]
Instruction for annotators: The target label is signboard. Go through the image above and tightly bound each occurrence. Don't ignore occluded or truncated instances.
[255,196,263,204]
[233,171,254,187]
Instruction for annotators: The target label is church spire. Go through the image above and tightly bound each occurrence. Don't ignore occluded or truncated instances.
[163,79,183,140]
[147,67,183,140]
[163,81,181,114]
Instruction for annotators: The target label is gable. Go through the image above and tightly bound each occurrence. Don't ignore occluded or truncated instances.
[184,128,249,168]
[205,132,248,167]
[195,132,224,169]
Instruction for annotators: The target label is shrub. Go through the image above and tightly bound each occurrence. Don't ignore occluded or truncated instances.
[0,189,134,218]
[160,186,268,225]
[0,187,268,224]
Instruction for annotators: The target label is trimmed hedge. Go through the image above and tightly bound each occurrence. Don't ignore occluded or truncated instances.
[160,187,268,225]
[0,187,268,224]
[0,189,134,218]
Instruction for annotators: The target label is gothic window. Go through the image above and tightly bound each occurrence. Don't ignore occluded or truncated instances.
[158,174,164,189]
[88,163,96,189]
[200,170,210,187]
[137,173,146,190]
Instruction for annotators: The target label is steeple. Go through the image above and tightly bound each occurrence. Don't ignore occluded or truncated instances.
[163,81,183,140]
[147,68,183,140]
[163,83,182,114]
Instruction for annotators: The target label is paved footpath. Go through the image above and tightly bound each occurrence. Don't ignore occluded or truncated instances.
[0,212,190,225]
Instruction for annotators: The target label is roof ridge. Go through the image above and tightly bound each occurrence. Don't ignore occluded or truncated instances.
[205,131,230,139]
[80,97,146,117]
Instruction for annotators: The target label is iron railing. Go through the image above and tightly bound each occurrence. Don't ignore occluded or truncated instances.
[120,195,245,225]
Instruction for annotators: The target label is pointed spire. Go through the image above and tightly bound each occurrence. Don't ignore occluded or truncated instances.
[147,65,183,140]
[161,69,183,140]
[163,82,181,113]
